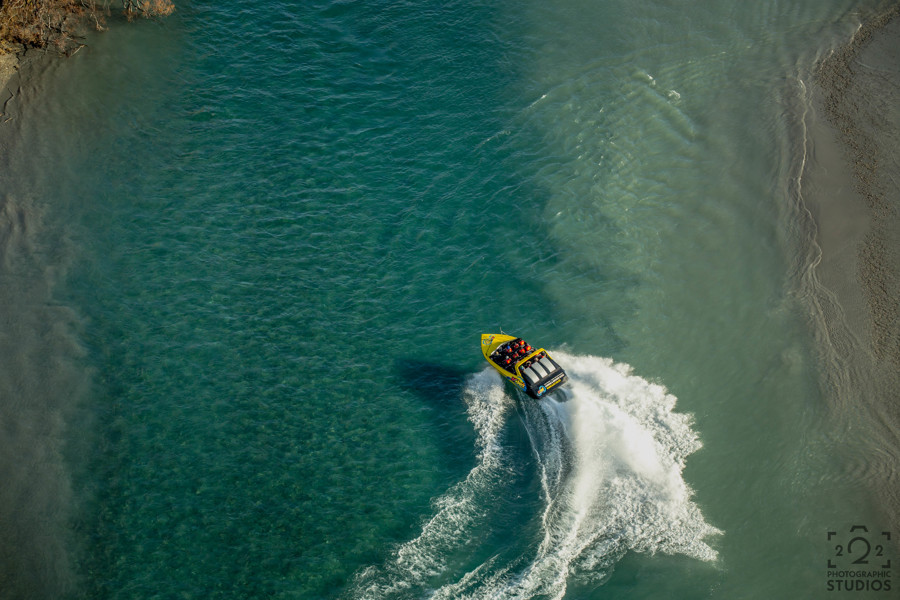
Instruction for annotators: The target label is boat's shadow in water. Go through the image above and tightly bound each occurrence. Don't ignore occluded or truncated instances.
[395,359,477,465]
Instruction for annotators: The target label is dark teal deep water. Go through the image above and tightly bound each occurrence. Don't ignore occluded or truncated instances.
[0,1,896,599]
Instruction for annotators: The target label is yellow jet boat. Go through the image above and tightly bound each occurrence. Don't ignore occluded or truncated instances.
[480,333,567,399]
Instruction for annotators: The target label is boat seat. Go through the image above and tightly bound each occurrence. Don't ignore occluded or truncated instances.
[531,362,548,379]
[539,357,556,374]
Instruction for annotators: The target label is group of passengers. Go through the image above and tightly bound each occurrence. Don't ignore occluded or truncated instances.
[492,338,547,372]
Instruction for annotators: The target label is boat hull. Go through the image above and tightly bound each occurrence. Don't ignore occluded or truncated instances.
[480,333,567,399]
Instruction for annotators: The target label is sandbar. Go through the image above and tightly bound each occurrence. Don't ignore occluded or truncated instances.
[808,4,900,536]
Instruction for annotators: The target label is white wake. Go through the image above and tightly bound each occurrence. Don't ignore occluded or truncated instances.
[348,354,721,599]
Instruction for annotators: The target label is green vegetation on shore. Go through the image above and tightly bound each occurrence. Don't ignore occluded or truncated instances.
[0,0,174,55]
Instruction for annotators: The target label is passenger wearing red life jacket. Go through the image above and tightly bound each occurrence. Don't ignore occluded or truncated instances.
[495,339,535,370]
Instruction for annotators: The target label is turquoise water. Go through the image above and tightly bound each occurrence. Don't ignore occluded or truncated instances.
[0,1,895,598]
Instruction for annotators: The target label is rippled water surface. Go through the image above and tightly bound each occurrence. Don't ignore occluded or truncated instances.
[0,1,896,598]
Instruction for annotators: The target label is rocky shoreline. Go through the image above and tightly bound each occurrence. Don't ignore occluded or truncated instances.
[0,51,18,108]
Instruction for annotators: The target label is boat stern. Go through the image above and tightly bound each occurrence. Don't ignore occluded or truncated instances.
[518,352,567,398]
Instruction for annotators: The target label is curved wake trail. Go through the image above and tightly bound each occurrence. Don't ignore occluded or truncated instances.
[349,369,516,599]
[490,353,722,599]
[348,354,721,599]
